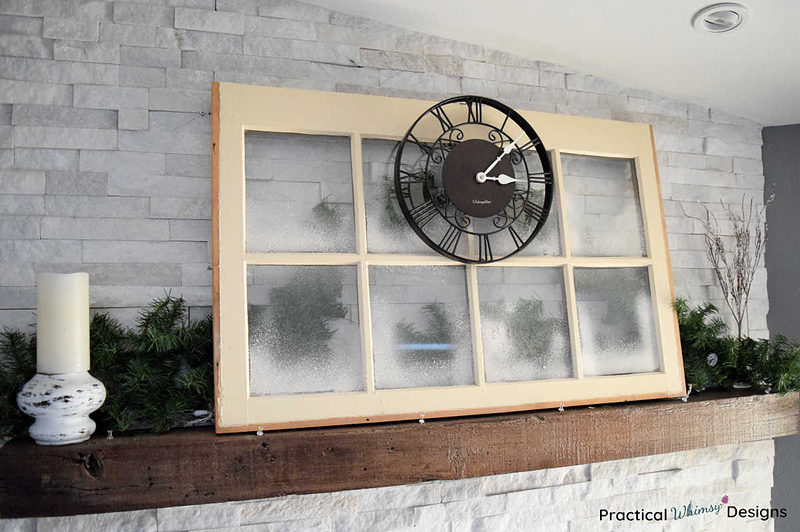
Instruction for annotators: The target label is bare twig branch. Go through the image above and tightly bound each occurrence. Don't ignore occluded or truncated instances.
[680,195,769,339]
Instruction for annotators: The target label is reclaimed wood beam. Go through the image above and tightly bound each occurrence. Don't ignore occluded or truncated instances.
[0,391,796,518]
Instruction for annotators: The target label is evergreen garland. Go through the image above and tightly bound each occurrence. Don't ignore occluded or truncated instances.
[0,295,213,443]
[93,296,213,433]
[0,331,36,443]
[674,297,800,394]
[673,298,733,391]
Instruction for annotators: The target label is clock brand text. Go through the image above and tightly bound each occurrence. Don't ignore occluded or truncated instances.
[472,199,492,205]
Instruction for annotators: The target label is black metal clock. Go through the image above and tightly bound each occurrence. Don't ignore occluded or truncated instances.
[394,95,553,263]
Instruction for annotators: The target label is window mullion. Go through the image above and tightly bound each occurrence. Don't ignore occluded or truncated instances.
[551,149,571,259]
[350,133,376,393]
[554,149,583,379]
[351,133,368,257]
[466,264,486,388]
[633,157,653,258]
[357,261,376,393]
[563,264,584,380]
[244,253,361,265]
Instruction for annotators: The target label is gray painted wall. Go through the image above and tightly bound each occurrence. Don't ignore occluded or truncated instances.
[763,124,800,532]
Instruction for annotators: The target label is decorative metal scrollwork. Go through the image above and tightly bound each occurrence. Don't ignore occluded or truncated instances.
[394,95,553,263]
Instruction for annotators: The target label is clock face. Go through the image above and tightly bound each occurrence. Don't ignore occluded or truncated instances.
[394,95,553,263]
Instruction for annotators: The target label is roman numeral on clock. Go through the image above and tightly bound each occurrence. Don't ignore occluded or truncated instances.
[499,112,510,133]
[517,138,542,152]
[522,200,544,222]
[398,182,411,200]
[467,99,483,123]
[430,106,454,133]
[508,226,525,248]
[439,225,461,255]
[528,171,553,185]
[409,200,438,228]
[399,169,427,184]
[406,133,432,157]
[478,234,493,262]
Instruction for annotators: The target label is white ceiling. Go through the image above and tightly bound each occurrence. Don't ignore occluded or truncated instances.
[308,0,800,126]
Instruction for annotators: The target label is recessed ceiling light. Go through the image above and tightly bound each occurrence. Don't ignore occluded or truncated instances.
[692,3,749,33]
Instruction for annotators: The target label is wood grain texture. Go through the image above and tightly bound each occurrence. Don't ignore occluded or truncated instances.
[211,81,222,433]
[0,391,796,518]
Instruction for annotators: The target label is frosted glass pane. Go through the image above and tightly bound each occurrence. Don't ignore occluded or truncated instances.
[369,266,474,389]
[247,265,363,395]
[562,154,646,256]
[245,132,356,253]
[516,190,562,257]
[574,267,659,376]
[362,138,437,255]
[478,267,572,382]
[516,150,560,257]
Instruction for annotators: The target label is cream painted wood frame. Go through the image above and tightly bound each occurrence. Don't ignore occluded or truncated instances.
[212,81,685,433]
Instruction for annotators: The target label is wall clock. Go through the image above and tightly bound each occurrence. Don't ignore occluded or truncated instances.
[394,95,553,263]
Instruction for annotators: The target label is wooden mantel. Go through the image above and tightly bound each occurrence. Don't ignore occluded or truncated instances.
[0,391,796,518]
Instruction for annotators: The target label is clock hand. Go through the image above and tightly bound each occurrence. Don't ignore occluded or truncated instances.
[496,173,525,185]
[476,132,526,183]
[480,174,525,185]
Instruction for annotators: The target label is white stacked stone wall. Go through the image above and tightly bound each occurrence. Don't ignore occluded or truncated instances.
[0,0,766,336]
[0,0,773,529]
[0,441,776,531]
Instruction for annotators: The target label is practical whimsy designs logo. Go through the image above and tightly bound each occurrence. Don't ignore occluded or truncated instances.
[671,495,728,521]
[598,494,734,523]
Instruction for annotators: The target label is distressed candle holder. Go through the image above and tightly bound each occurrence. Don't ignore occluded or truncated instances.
[18,272,105,445]
[17,372,106,446]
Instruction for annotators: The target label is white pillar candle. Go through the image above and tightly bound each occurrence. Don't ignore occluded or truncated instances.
[36,272,90,374]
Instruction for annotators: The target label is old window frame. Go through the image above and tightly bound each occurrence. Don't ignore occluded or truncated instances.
[212,81,684,433]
